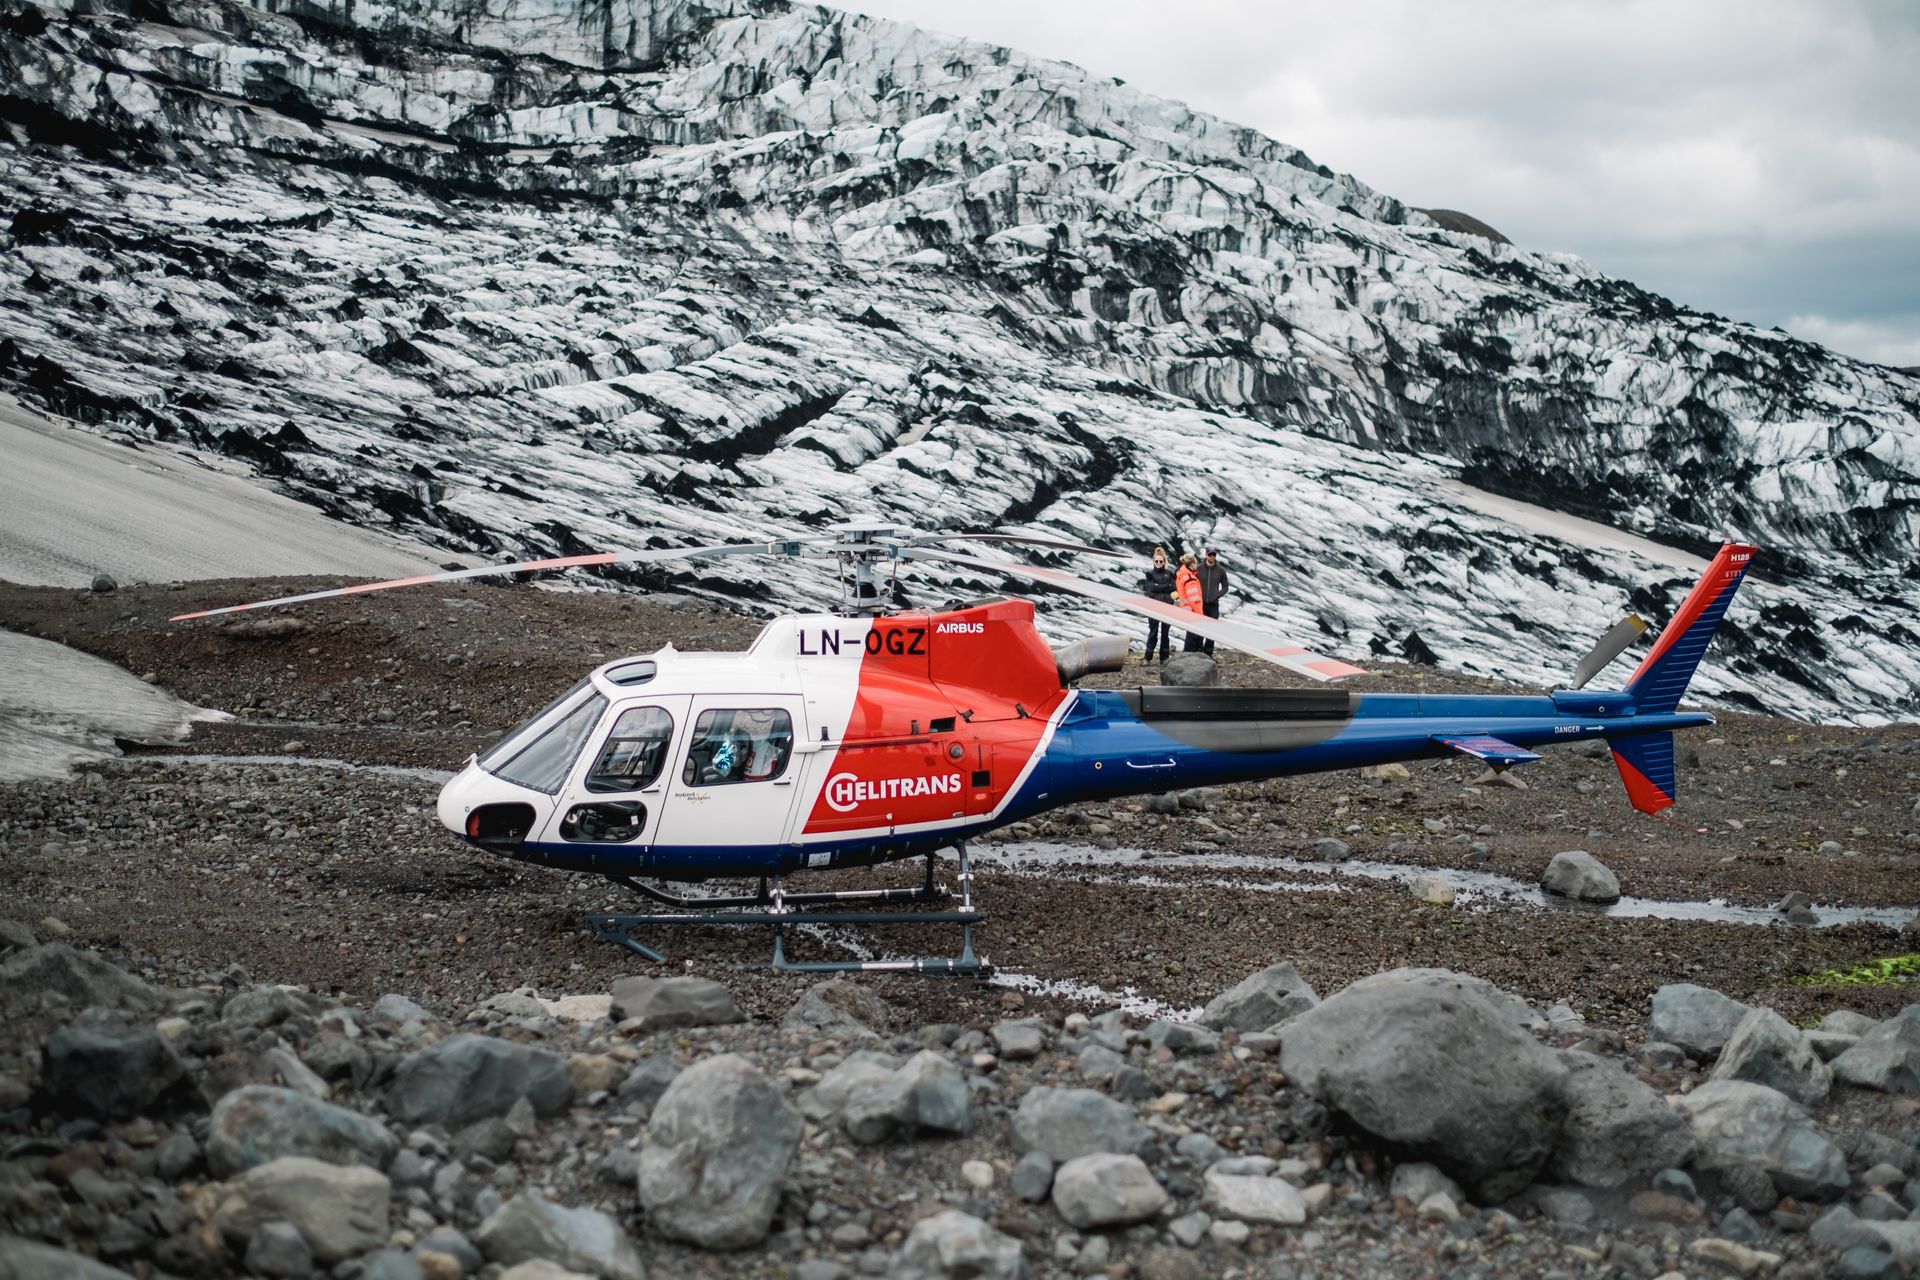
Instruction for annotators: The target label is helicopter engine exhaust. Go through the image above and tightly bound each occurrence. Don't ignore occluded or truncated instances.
[1053,634,1131,684]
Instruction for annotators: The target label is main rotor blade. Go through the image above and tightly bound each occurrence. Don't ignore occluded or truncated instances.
[906,548,1367,681]
[168,538,824,621]
[909,532,1126,558]
[1570,613,1650,689]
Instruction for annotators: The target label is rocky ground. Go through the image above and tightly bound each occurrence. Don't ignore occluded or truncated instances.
[2,575,1919,1278]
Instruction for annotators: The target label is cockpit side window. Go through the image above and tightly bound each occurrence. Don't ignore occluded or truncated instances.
[586,706,676,793]
[488,693,607,794]
[681,708,794,786]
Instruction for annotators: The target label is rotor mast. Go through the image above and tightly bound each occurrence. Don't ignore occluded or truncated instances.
[829,521,911,615]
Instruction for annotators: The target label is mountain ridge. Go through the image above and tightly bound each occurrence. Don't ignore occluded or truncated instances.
[0,0,1915,721]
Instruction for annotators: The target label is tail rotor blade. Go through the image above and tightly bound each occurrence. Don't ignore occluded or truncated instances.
[1570,614,1650,689]
[169,537,826,621]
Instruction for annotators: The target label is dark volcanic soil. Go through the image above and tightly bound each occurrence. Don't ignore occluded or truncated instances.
[2,576,1917,1033]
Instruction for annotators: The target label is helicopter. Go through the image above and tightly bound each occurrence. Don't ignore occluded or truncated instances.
[175,523,1757,976]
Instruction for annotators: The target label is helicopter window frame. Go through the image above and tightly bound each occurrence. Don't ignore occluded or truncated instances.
[681,708,795,787]
[477,677,592,771]
[584,705,676,794]
[487,692,608,795]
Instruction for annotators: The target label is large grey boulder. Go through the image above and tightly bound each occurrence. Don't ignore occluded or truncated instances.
[210,1156,391,1264]
[1831,1007,1920,1093]
[1279,968,1569,1200]
[1050,1153,1168,1228]
[1649,984,1752,1060]
[890,1210,1026,1280]
[1201,962,1321,1033]
[208,1085,398,1177]
[0,944,162,1012]
[0,1237,135,1279]
[608,976,742,1032]
[1346,967,1544,1031]
[1540,851,1621,903]
[781,980,891,1040]
[1548,1051,1696,1187]
[1671,1081,1849,1202]
[1711,1009,1832,1107]
[1010,1087,1150,1162]
[388,1035,571,1128]
[39,1024,190,1120]
[475,1193,645,1280]
[842,1050,970,1143]
[637,1054,800,1250]
[1158,653,1218,687]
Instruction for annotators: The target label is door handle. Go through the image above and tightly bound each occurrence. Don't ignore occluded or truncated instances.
[773,778,793,786]
[1125,757,1176,770]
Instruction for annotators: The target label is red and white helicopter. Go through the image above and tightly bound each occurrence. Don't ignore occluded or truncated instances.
[176,522,1756,975]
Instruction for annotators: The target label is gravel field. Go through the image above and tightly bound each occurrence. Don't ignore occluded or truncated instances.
[2,576,1916,1028]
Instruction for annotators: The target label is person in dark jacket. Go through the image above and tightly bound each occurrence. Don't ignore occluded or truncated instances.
[1197,548,1229,655]
[1139,545,1175,662]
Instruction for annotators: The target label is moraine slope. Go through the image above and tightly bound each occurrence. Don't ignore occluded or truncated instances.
[0,0,1915,721]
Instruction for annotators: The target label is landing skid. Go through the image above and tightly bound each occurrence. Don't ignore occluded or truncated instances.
[584,842,991,977]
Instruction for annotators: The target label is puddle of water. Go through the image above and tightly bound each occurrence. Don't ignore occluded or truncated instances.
[130,753,454,785]
[975,841,1917,931]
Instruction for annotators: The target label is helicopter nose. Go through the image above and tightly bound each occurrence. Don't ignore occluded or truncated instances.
[436,758,487,836]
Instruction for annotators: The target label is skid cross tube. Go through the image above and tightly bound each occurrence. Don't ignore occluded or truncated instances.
[585,843,991,976]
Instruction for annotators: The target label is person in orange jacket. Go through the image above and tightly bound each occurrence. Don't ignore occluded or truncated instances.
[1175,552,1205,652]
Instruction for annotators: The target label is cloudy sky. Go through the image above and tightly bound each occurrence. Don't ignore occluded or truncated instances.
[844,0,1920,369]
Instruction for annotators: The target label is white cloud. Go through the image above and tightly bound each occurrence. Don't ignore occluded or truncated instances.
[1783,315,1920,369]
[836,0,1920,367]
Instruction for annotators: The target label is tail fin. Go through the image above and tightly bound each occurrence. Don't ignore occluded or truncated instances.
[1623,543,1756,714]
[1611,731,1676,814]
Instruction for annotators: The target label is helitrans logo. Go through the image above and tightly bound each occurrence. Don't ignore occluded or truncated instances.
[824,771,963,813]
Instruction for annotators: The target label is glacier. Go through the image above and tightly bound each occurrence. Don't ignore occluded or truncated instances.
[0,0,1915,722]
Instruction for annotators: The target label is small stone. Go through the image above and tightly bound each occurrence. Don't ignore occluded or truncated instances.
[607,975,742,1032]
[1540,850,1621,903]
[961,1160,995,1191]
[1629,1190,1704,1225]
[1311,837,1353,861]
[1051,1152,1169,1228]
[1168,1211,1210,1246]
[1408,874,1455,906]
[1687,1236,1782,1277]
[989,1020,1046,1061]
[210,1156,391,1264]
[1012,1150,1055,1202]
[1203,1170,1306,1225]
[1207,1220,1251,1246]
[1416,1191,1460,1224]
[474,1193,644,1280]
[890,1210,1024,1280]
[244,1222,313,1279]
[1012,1086,1150,1161]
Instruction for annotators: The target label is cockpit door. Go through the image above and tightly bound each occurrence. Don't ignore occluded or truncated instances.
[537,695,690,851]
[651,697,805,853]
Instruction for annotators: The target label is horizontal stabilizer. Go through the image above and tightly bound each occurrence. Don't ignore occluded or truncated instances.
[1611,731,1676,815]
[1571,614,1649,689]
[1435,735,1542,768]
